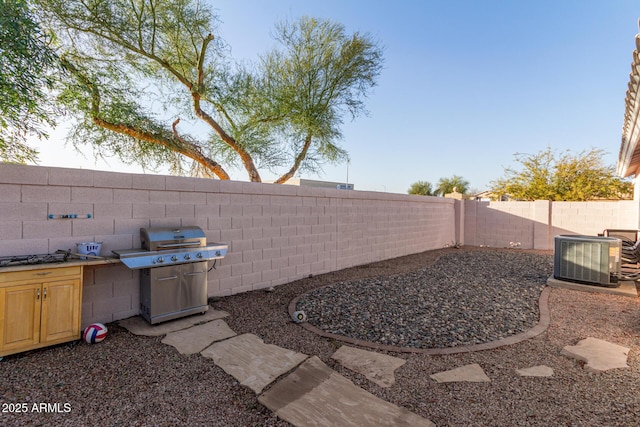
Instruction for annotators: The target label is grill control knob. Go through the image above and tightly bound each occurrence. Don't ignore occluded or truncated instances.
[157,256,164,264]
[171,256,178,262]
[196,252,203,259]
[184,254,191,261]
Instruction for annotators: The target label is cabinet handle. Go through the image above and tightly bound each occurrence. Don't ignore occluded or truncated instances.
[34,271,52,276]
[36,289,40,300]
[43,288,47,300]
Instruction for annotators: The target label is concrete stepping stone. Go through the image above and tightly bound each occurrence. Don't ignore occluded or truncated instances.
[258,356,435,427]
[161,319,236,355]
[561,337,630,372]
[331,345,406,388]
[118,310,229,336]
[430,363,491,383]
[201,333,308,394]
[515,365,554,377]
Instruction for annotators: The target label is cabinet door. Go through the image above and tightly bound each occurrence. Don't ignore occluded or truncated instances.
[40,279,81,345]
[0,284,41,353]
[148,266,181,318]
[180,262,208,310]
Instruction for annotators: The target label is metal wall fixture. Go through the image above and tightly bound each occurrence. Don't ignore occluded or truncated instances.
[48,214,93,219]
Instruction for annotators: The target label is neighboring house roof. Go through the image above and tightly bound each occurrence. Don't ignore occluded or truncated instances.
[268,178,354,190]
[470,190,496,201]
[618,20,640,178]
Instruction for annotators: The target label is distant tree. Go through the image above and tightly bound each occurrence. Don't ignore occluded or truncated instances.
[435,175,469,196]
[408,180,434,196]
[0,0,60,163]
[490,147,632,201]
[35,1,384,181]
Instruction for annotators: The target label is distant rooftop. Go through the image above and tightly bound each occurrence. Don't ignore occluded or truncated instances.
[273,178,354,190]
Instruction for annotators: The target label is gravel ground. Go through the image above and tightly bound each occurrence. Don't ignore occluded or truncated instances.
[295,250,550,349]
[1,247,640,427]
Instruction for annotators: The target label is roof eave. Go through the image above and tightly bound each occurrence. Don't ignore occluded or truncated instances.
[619,31,640,178]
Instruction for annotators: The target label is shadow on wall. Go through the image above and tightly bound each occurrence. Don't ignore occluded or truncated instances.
[463,200,637,250]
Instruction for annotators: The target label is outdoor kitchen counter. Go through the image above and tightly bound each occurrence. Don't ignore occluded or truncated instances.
[0,256,121,273]
[0,256,122,357]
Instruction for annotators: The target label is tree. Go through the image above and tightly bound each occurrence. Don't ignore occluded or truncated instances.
[407,180,434,196]
[435,175,469,196]
[0,0,60,163]
[490,147,632,201]
[36,0,383,181]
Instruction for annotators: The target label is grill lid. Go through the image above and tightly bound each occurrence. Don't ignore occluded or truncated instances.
[142,226,206,251]
[113,226,228,269]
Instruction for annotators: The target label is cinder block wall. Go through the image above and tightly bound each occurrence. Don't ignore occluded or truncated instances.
[0,164,455,326]
[4,163,636,325]
[463,201,538,248]
[463,199,638,250]
[551,201,638,237]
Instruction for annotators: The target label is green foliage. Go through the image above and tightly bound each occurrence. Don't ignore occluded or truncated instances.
[407,181,434,196]
[39,0,224,174]
[255,17,383,176]
[490,147,633,201]
[435,175,470,196]
[34,1,384,181]
[0,0,60,163]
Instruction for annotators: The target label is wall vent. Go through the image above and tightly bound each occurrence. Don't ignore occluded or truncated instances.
[553,235,621,288]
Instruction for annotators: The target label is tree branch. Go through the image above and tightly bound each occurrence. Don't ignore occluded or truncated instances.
[191,91,262,182]
[60,12,195,90]
[62,58,230,180]
[275,134,313,184]
[197,34,213,87]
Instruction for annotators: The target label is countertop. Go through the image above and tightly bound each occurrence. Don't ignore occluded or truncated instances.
[0,256,121,273]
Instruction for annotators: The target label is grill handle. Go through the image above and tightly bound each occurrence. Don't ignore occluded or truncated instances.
[155,275,178,281]
[185,271,206,276]
[156,242,201,249]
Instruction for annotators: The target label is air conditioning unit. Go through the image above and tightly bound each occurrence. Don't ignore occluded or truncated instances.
[553,235,621,288]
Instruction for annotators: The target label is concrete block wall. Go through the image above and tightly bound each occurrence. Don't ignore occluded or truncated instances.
[551,200,638,237]
[0,164,455,326]
[464,200,538,248]
[198,184,455,296]
[464,199,638,250]
[3,162,637,325]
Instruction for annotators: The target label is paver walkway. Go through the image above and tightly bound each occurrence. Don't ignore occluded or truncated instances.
[430,363,491,383]
[120,311,435,426]
[201,333,308,394]
[259,356,435,427]
[119,309,631,426]
[331,345,405,388]
[561,337,630,372]
[162,319,236,354]
[515,365,554,377]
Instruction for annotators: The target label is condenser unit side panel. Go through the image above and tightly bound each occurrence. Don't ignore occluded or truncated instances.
[554,240,608,285]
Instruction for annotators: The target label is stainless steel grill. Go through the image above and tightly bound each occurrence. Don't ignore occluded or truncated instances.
[113,226,228,324]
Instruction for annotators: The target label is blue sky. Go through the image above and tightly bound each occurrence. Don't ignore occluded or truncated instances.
[36,0,639,194]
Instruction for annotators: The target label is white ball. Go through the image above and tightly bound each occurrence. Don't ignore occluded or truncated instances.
[83,323,108,343]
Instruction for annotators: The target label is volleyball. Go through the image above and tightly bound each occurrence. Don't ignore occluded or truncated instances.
[83,323,108,343]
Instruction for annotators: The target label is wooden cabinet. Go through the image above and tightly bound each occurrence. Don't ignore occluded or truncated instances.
[0,266,82,357]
